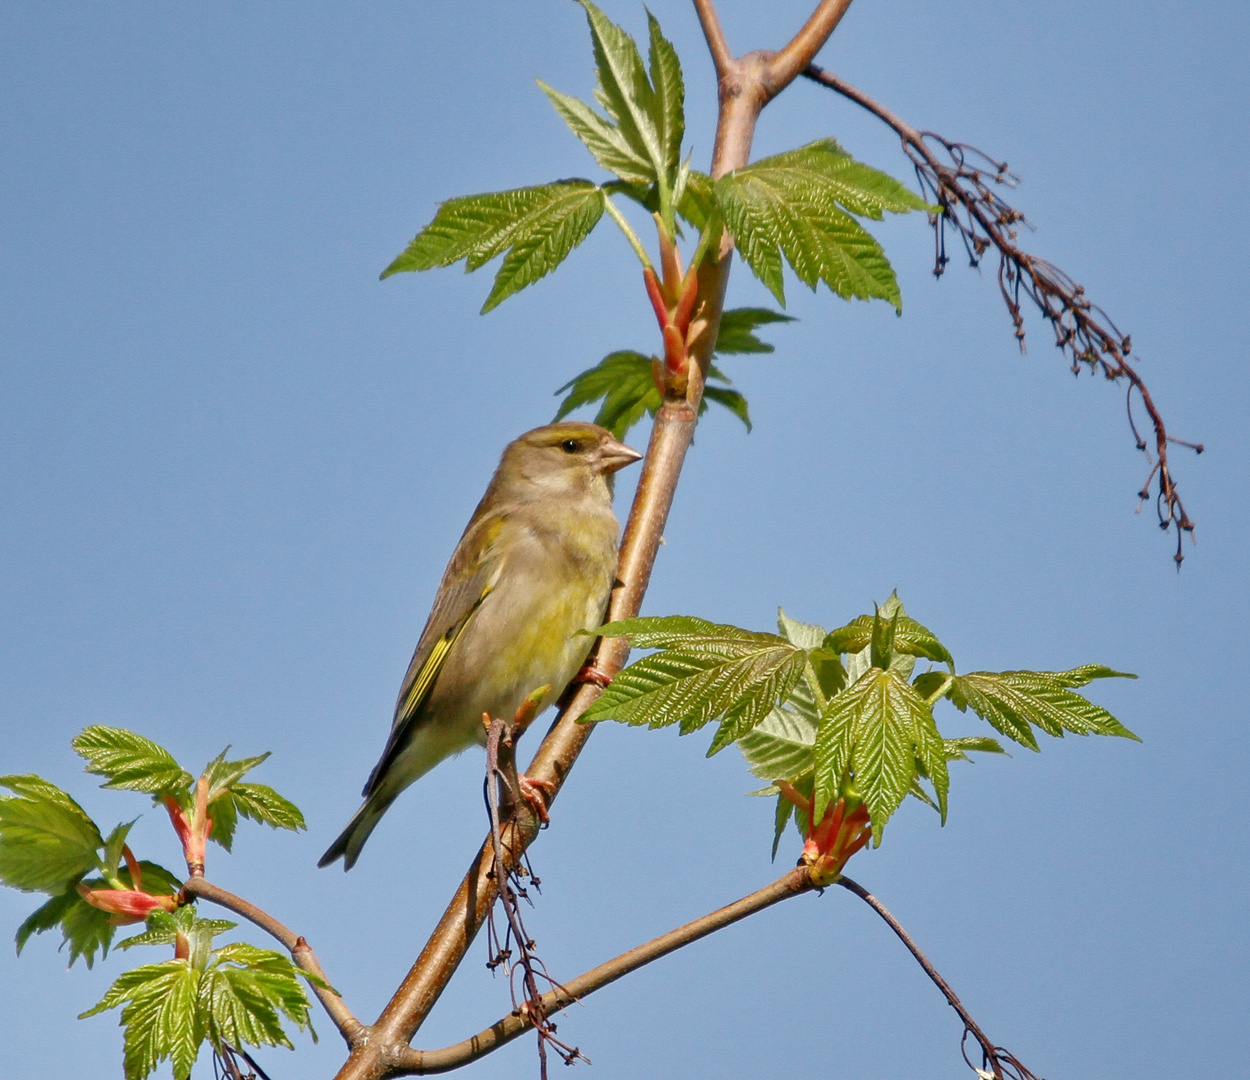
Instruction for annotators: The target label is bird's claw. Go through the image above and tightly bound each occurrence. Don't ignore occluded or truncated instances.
[517,774,556,824]
[576,663,614,688]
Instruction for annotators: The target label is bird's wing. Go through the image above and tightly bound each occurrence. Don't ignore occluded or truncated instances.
[361,511,508,798]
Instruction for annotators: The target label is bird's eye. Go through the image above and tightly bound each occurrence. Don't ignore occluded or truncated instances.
[560,439,579,454]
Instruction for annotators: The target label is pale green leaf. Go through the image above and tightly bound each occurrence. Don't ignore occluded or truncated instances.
[60,887,116,968]
[208,779,305,853]
[230,783,306,832]
[202,749,269,803]
[482,186,607,312]
[101,819,137,878]
[582,616,808,750]
[81,960,204,1080]
[677,170,716,230]
[645,8,684,176]
[538,81,655,184]
[577,1,665,184]
[813,668,936,841]
[381,182,606,314]
[738,704,817,782]
[948,668,1139,747]
[776,609,848,700]
[554,350,658,439]
[714,139,923,310]
[776,609,827,651]
[203,944,316,1053]
[0,775,104,893]
[208,790,237,852]
[942,735,1008,762]
[825,603,953,667]
[72,726,191,796]
[19,860,179,968]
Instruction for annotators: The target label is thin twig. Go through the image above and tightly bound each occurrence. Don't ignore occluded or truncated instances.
[837,876,1041,1080]
[482,706,586,1079]
[691,0,733,79]
[802,62,1203,565]
[392,867,814,1075]
[181,876,365,1046]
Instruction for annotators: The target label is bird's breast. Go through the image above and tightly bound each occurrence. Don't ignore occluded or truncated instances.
[428,503,618,737]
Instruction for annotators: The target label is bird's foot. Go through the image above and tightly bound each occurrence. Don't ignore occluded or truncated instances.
[516,774,556,825]
[576,663,614,688]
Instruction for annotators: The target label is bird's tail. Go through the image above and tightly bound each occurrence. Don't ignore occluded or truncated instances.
[317,792,394,871]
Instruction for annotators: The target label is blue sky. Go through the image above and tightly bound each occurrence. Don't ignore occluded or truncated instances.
[2,2,1246,1077]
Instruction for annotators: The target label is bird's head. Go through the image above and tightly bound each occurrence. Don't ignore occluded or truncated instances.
[498,422,642,501]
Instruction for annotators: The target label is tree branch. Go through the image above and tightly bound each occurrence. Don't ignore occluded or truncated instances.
[765,0,855,91]
[181,876,366,1047]
[837,876,1040,1080]
[802,63,1202,564]
[392,867,814,1075]
[691,0,732,79]
[330,6,862,1077]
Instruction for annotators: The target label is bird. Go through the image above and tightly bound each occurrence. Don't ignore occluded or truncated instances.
[319,421,642,870]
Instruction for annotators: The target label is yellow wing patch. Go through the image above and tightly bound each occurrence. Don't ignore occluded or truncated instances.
[395,582,493,727]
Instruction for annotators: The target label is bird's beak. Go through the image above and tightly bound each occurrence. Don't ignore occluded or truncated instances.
[599,437,644,474]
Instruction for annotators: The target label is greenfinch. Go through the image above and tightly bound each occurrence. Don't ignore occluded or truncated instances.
[319,421,642,870]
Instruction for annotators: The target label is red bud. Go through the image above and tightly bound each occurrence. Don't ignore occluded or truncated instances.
[672,269,700,338]
[77,884,177,925]
[642,267,670,331]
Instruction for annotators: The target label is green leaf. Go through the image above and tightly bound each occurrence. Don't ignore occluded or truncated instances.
[576,0,665,186]
[912,670,954,704]
[72,726,191,796]
[776,610,827,651]
[83,916,317,1078]
[947,667,1139,749]
[813,667,937,841]
[102,819,138,878]
[197,748,304,852]
[538,82,655,185]
[553,350,752,441]
[0,775,104,893]
[209,790,238,852]
[81,960,205,1080]
[714,139,923,310]
[17,860,180,969]
[381,182,606,313]
[738,704,817,783]
[713,307,795,355]
[701,385,752,432]
[554,350,658,439]
[942,735,1008,761]
[61,887,118,968]
[870,604,901,671]
[582,616,809,752]
[771,787,796,861]
[677,170,716,230]
[230,783,306,832]
[205,943,316,1053]
[118,908,236,953]
[208,781,306,854]
[645,8,684,178]
[133,860,183,896]
[202,749,270,803]
[825,597,953,667]
[777,608,845,700]
[15,887,78,955]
